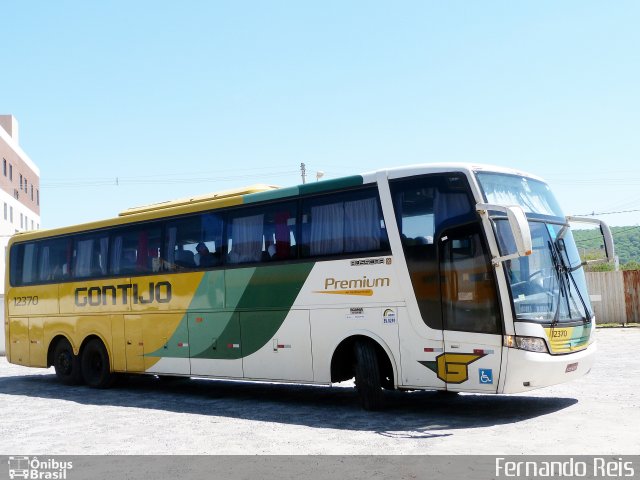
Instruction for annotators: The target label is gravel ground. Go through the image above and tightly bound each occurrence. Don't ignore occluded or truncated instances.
[0,328,638,455]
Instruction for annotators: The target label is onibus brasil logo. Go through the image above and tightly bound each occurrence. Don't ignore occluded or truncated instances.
[8,456,73,479]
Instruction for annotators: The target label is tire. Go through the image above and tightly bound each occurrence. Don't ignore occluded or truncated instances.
[52,338,83,385]
[354,340,385,411]
[80,338,114,388]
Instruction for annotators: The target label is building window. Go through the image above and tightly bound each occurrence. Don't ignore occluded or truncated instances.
[24,178,28,193]
[9,164,13,181]
[2,159,6,176]
[20,213,23,229]
[10,206,13,223]
[31,185,34,200]
[3,203,6,220]
[19,174,23,190]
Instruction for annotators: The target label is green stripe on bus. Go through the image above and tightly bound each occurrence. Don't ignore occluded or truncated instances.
[242,175,364,204]
[243,186,300,204]
[298,176,363,195]
[147,262,314,360]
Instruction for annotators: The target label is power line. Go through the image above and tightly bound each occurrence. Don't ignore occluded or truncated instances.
[41,168,301,188]
[574,208,640,216]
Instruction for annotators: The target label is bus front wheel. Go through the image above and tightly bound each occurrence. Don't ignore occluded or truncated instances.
[52,338,83,385]
[81,338,114,388]
[354,340,385,411]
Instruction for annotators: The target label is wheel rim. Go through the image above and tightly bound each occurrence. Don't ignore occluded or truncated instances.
[57,351,72,375]
[89,352,102,375]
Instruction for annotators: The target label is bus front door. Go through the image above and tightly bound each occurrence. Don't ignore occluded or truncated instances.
[439,224,503,393]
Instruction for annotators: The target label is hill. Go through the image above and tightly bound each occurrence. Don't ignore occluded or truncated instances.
[573,225,640,266]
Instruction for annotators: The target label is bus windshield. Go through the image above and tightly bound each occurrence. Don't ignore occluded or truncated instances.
[494,219,593,324]
[476,172,564,217]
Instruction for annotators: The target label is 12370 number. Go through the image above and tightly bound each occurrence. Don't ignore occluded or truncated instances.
[13,296,39,307]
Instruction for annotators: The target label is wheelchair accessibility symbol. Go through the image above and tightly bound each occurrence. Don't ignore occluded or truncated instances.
[479,369,493,384]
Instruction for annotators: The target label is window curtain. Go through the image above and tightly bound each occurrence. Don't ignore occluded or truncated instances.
[202,214,223,252]
[275,211,292,258]
[310,203,344,255]
[230,214,264,263]
[99,237,109,275]
[75,239,94,277]
[166,227,177,267]
[39,246,51,282]
[137,231,149,270]
[434,192,471,229]
[22,243,36,284]
[111,236,123,275]
[344,197,380,252]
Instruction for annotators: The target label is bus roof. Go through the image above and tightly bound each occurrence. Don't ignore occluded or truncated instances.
[119,184,280,217]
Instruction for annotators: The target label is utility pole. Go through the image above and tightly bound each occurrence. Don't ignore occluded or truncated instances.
[300,162,306,184]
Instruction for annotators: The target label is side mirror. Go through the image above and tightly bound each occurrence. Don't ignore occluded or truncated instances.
[565,216,615,263]
[476,203,533,264]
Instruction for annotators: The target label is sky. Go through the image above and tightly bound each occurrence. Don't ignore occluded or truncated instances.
[2,1,640,229]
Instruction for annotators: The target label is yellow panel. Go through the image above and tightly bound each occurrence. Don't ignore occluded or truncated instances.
[59,279,133,315]
[124,315,145,372]
[7,284,58,316]
[8,317,29,366]
[44,315,114,359]
[43,316,81,354]
[28,318,47,367]
[75,315,113,353]
[129,272,205,313]
[110,314,126,372]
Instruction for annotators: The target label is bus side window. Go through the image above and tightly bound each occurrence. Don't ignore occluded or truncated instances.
[73,234,109,279]
[227,212,264,264]
[40,238,72,282]
[111,223,162,275]
[301,188,387,258]
[262,205,297,261]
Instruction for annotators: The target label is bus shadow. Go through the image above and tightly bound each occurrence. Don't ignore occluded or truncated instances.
[0,373,577,437]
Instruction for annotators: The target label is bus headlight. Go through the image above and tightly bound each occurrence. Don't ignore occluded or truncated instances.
[504,335,549,353]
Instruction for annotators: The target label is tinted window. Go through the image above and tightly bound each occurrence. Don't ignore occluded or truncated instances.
[441,224,501,334]
[10,237,72,286]
[226,202,297,265]
[300,189,388,258]
[72,232,110,278]
[165,212,224,270]
[110,223,162,276]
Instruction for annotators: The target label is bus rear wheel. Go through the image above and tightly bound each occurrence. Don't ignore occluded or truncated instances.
[52,338,83,385]
[81,339,114,388]
[354,340,385,411]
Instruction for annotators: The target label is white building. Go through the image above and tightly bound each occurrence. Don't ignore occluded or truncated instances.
[0,115,41,354]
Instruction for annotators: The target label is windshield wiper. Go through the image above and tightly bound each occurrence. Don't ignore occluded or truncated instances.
[547,240,570,327]
[547,237,592,324]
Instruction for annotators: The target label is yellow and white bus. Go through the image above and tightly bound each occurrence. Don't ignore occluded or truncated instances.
[4,163,614,409]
